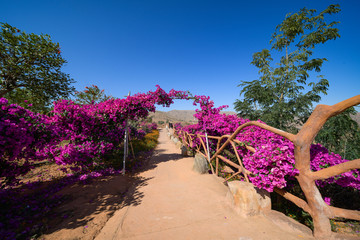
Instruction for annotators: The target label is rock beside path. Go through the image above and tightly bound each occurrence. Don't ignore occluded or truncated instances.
[193,153,209,174]
[264,211,313,237]
[226,181,271,217]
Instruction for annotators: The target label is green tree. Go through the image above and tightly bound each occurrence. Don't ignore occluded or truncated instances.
[0,23,75,111]
[4,88,51,113]
[234,4,341,131]
[316,107,360,160]
[74,85,111,104]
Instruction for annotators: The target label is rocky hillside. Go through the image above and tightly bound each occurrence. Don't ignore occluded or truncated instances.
[149,110,236,125]
[150,110,360,127]
[352,112,360,126]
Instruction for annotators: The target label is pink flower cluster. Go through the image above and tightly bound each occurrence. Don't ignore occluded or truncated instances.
[176,98,360,192]
[0,98,58,186]
[0,86,191,186]
[3,85,358,193]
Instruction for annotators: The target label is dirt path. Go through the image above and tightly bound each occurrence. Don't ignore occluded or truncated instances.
[95,129,315,240]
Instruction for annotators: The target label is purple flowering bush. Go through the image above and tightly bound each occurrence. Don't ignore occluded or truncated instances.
[0,86,191,186]
[1,85,359,238]
[176,96,360,192]
[44,86,188,173]
[3,83,357,193]
[0,98,58,187]
[0,86,192,239]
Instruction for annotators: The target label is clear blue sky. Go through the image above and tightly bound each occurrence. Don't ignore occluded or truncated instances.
[1,0,359,111]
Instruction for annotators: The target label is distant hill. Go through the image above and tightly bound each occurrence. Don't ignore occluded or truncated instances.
[149,110,236,125]
[352,112,360,126]
[150,110,360,127]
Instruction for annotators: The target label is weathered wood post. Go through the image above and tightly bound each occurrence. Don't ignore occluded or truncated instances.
[122,91,130,175]
[205,131,211,163]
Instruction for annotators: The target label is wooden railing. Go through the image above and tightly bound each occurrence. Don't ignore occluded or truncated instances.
[175,95,360,239]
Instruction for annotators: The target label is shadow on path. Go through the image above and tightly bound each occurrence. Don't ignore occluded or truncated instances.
[39,129,188,239]
[38,173,151,238]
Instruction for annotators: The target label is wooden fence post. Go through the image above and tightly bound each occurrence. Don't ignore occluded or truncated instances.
[122,91,130,175]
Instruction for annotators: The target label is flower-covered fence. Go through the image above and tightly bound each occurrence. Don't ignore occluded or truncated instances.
[175,95,360,239]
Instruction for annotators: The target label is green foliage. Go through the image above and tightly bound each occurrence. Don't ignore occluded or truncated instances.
[0,23,75,111]
[74,85,111,104]
[4,88,51,113]
[234,4,341,131]
[316,107,360,160]
[103,130,159,170]
[271,185,314,230]
[131,130,159,153]
[146,116,153,123]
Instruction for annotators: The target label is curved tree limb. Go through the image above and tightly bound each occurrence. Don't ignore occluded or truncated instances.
[211,121,295,162]
[310,159,360,180]
[329,206,360,221]
[274,188,312,215]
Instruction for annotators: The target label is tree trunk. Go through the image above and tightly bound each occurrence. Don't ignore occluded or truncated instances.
[0,88,13,98]
[278,43,290,104]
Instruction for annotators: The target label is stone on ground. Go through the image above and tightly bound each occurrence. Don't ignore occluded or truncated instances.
[180,144,188,156]
[264,211,313,237]
[226,181,271,217]
[193,153,209,174]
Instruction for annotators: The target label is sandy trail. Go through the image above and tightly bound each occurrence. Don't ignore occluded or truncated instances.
[95,128,314,240]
